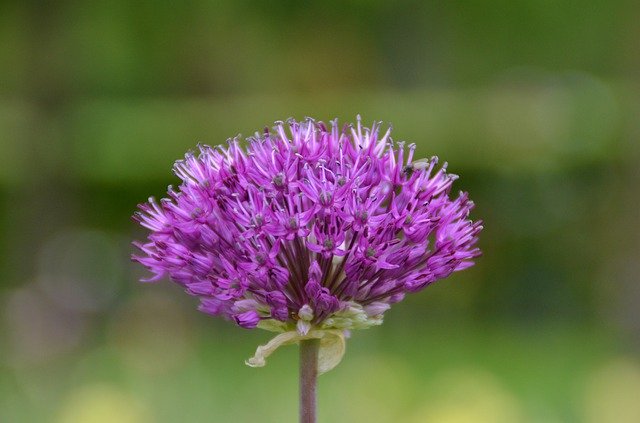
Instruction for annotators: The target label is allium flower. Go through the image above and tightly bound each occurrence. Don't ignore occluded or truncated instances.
[133,117,482,371]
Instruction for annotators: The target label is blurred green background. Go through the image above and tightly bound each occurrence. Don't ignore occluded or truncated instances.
[1,1,639,422]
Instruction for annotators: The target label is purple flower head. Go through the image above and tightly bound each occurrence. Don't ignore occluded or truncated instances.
[133,117,482,334]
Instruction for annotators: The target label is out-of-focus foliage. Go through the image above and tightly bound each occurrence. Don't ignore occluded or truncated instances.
[1,1,639,422]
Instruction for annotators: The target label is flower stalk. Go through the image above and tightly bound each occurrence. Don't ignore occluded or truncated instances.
[299,338,319,423]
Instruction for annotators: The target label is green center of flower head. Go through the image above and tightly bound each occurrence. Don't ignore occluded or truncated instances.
[405,214,413,225]
[272,173,285,187]
[318,191,332,206]
[252,214,264,227]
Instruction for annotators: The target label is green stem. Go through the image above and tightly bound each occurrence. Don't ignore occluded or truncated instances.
[299,338,319,423]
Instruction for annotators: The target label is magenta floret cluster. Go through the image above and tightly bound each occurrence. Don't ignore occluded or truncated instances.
[133,118,482,331]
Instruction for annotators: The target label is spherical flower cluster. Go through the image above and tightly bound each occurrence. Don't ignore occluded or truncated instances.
[133,117,482,335]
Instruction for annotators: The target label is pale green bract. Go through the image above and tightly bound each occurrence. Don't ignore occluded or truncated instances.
[256,301,385,334]
[247,302,385,374]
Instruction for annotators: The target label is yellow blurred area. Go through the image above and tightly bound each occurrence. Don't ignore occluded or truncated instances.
[409,369,524,423]
[56,384,151,423]
[582,358,640,423]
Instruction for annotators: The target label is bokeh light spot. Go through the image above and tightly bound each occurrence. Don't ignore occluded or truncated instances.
[581,358,640,423]
[56,384,151,423]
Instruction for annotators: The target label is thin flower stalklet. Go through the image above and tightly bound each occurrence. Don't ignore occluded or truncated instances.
[133,117,482,373]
